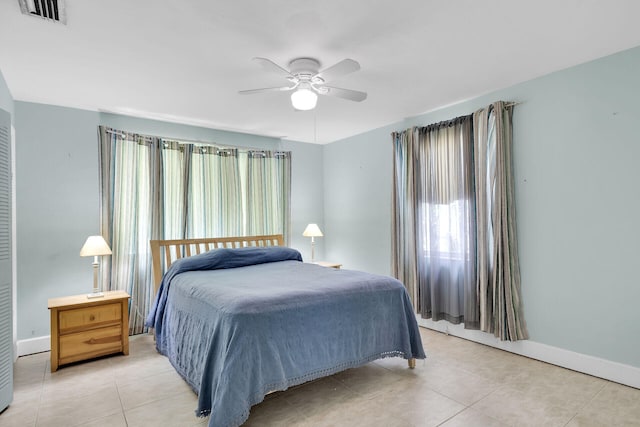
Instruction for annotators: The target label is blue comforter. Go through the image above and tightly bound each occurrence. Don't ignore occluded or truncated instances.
[146,246,425,427]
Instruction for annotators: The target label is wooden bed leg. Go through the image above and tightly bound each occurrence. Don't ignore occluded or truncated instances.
[408,358,416,369]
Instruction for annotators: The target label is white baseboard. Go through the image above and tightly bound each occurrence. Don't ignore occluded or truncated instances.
[419,318,640,390]
[17,336,50,357]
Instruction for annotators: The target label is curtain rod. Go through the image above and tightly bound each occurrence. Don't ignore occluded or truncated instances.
[420,114,472,132]
[393,100,522,134]
[420,101,521,131]
[103,127,289,154]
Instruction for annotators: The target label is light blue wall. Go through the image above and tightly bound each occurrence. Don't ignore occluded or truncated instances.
[323,123,397,275]
[15,104,97,340]
[324,46,640,368]
[281,139,326,259]
[14,103,323,340]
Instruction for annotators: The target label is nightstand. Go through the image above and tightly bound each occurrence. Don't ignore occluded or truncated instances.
[48,290,130,372]
[315,261,342,269]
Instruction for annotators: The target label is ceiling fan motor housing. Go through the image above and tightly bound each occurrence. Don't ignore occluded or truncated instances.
[288,58,322,82]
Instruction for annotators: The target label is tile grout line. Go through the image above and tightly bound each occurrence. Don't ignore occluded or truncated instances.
[434,405,469,427]
[33,358,47,427]
[114,378,130,427]
[561,381,608,427]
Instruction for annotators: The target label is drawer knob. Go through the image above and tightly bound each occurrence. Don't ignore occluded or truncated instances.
[89,315,95,321]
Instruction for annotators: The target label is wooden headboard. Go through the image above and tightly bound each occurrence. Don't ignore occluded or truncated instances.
[149,234,285,296]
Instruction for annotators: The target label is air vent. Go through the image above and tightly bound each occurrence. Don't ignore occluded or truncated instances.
[18,0,66,24]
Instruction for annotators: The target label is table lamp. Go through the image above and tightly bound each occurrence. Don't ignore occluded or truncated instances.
[80,235,112,298]
[302,223,323,263]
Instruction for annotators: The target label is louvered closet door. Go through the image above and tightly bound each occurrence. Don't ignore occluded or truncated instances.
[0,108,13,412]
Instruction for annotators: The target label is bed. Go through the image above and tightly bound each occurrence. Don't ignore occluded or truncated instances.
[146,234,425,427]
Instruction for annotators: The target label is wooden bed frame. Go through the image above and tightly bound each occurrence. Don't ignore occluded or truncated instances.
[150,234,284,296]
[148,233,416,369]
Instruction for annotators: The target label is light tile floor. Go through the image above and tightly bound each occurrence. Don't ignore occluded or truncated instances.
[2,328,639,426]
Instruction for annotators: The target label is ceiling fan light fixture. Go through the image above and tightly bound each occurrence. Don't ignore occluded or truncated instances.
[240,57,366,109]
[291,87,318,111]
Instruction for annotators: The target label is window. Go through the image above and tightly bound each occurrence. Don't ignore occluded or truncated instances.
[422,200,470,260]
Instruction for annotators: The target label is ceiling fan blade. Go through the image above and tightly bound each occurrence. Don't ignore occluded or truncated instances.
[315,59,360,82]
[238,86,296,95]
[320,86,367,102]
[252,57,294,78]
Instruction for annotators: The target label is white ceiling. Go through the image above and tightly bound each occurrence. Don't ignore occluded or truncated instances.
[1,1,640,144]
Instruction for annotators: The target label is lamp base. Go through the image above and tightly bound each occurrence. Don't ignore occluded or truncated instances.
[87,292,104,299]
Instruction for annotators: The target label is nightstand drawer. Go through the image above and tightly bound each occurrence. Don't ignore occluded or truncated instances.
[59,325,123,362]
[59,303,121,333]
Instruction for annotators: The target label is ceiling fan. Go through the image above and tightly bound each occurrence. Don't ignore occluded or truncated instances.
[239,57,367,111]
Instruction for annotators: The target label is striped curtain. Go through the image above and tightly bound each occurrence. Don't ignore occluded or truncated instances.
[244,150,291,243]
[161,141,187,239]
[392,102,528,341]
[98,127,291,334]
[474,102,528,341]
[392,117,478,328]
[99,129,161,335]
[188,147,243,238]
[391,130,419,306]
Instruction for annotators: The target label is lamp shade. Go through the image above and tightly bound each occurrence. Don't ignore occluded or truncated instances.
[291,87,318,111]
[302,223,323,237]
[80,235,112,257]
